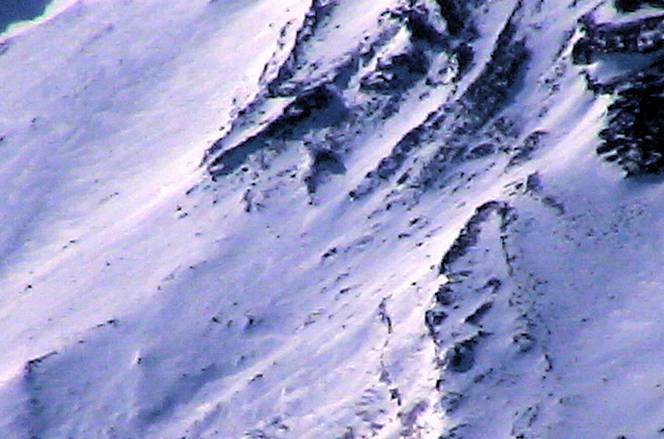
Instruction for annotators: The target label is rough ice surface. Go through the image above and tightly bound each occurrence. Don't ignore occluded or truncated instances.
[1,0,663,438]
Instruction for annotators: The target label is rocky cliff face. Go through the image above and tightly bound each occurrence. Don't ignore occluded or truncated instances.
[0,0,663,438]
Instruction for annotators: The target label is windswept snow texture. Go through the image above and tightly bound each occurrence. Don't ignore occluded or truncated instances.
[1,0,664,438]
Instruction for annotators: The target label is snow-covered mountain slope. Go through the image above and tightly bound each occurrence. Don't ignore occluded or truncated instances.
[1,0,663,437]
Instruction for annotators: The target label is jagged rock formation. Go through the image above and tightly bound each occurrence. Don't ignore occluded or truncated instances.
[1,0,664,438]
[573,7,664,175]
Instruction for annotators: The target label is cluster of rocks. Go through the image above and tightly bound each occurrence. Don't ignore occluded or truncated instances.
[574,7,664,175]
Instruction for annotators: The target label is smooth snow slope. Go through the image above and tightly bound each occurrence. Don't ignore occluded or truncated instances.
[0,0,663,438]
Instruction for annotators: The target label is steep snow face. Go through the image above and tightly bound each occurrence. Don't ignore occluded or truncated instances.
[1,0,663,438]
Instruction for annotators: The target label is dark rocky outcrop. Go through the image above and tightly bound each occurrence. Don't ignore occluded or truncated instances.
[304,148,346,194]
[440,201,508,273]
[209,85,348,178]
[267,0,338,97]
[614,0,664,13]
[597,63,664,175]
[434,0,479,39]
[360,44,430,93]
[573,13,664,65]
[574,12,664,175]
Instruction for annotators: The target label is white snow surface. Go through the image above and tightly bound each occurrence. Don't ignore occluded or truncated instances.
[1,0,663,438]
